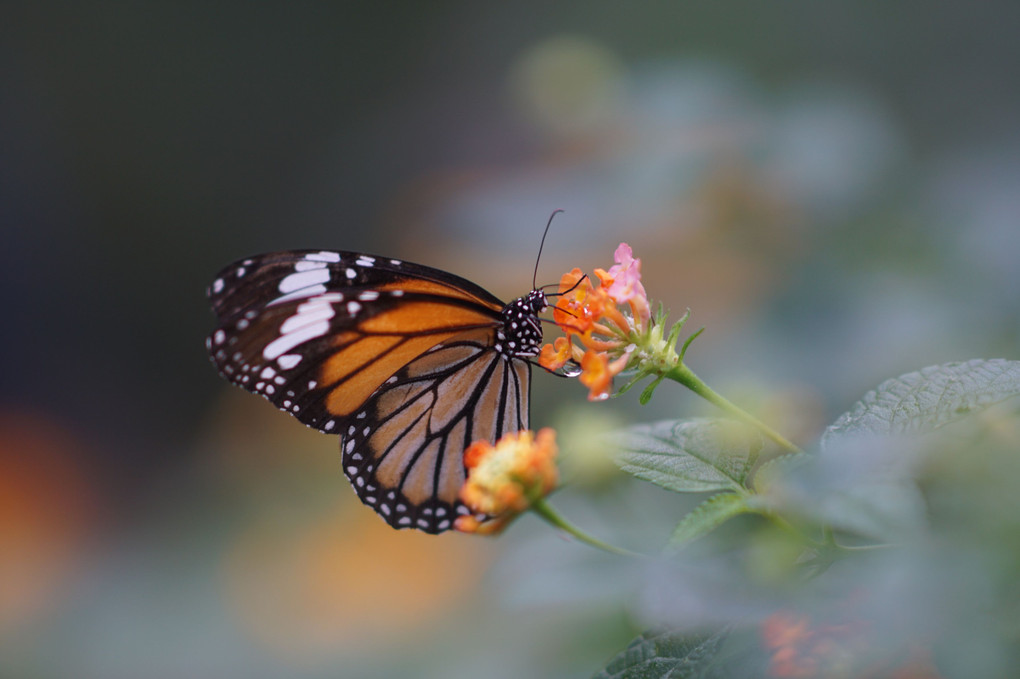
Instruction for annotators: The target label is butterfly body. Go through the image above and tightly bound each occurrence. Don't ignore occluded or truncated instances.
[206,250,547,533]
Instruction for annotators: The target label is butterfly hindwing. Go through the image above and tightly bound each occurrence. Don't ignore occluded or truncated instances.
[339,329,531,533]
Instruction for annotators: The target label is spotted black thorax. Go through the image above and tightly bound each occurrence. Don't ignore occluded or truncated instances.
[495,289,547,358]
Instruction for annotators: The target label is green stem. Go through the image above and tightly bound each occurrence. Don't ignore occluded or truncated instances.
[663,363,803,456]
[531,498,643,558]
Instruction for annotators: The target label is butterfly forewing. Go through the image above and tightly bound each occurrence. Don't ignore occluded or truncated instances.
[207,250,506,431]
[206,249,544,533]
[208,250,503,321]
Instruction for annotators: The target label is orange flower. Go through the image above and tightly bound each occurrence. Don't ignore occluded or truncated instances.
[539,243,652,401]
[578,348,630,401]
[762,613,818,678]
[539,337,575,372]
[551,269,608,336]
[455,429,559,535]
[762,612,879,678]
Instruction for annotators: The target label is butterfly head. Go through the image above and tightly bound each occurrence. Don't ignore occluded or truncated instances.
[496,289,547,358]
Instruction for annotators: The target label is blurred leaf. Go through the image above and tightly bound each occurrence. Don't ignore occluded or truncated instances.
[592,627,730,679]
[749,453,805,493]
[666,492,752,552]
[810,360,1020,542]
[813,480,928,542]
[615,419,761,493]
[822,359,1020,447]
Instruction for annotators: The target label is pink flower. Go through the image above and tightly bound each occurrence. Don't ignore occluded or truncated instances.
[595,243,651,324]
[607,243,647,303]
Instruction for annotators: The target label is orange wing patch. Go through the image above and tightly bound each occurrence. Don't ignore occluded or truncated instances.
[322,332,461,417]
[379,278,502,311]
[318,299,500,418]
[321,335,404,384]
[360,301,496,334]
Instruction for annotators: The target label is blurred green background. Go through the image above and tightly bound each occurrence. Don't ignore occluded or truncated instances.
[2,3,1018,678]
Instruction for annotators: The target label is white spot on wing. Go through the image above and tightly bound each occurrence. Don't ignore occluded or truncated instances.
[277,354,301,370]
[279,295,338,334]
[356,255,375,267]
[263,320,329,360]
[305,251,341,263]
[212,278,224,294]
[263,293,342,360]
[278,268,330,294]
[268,285,328,306]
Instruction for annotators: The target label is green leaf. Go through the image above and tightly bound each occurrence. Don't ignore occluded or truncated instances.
[593,627,730,679]
[678,328,704,362]
[800,361,1020,542]
[748,453,805,493]
[813,479,927,542]
[822,359,1020,447]
[615,419,762,493]
[666,492,752,552]
[639,374,666,405]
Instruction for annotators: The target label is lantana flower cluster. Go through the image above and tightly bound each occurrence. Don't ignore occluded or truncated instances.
[761,612,938,678]
[455,428,559,535]
[457,243,692,540]
[539,243,657,401]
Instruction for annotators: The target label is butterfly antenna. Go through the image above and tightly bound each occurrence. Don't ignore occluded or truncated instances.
[546,273,588,298]
[533,209,564,291]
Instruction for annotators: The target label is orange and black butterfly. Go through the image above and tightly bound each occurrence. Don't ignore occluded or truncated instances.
[206,230,571,533]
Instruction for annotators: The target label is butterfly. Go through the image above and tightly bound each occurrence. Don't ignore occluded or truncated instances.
[206,223,570,533]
